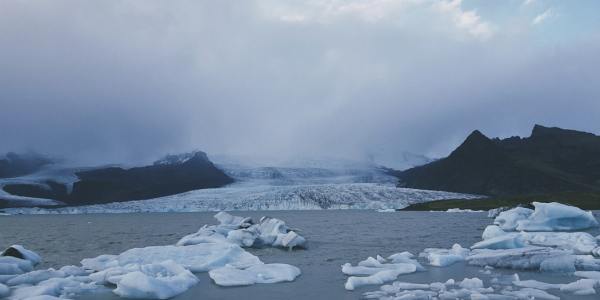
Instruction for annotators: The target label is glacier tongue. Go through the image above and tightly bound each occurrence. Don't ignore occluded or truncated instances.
[3,163,479,214]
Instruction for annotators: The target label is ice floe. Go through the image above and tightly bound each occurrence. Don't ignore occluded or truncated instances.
[494,202,598,232]
[354,202,600,299]
[1,212,304,299]
[342,253,423,290]
[208,263,300,286]
[445,208,484,213]
[419,244,470,267]
[112,260,199,299]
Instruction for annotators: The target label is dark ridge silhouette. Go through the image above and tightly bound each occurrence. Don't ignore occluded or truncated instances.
[396,125,600,196]
[2,151,234,206]
[0,152,53,178]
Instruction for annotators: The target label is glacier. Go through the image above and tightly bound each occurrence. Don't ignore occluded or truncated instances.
[2,161,479,214]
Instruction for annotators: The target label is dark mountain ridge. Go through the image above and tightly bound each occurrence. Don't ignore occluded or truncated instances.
[397,125,600,196]
[0,152,53,178]
[1,151,234,206]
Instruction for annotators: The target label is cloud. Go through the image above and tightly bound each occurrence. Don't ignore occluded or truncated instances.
[532,8,553,25]
[0,1,598,165]
[523,0,536,6]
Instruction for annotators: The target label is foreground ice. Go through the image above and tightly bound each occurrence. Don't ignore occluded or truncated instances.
[356,202,600,299]
[494,202,598,232]
[112,261,199,299]
[1,212,304,299]
[208,264,300,286]
[342,253,424,290]
[419,244,470,267]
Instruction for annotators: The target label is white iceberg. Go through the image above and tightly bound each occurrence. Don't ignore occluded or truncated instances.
[208,263,300,286]
[6,268,66,286]
[0,283,9,298]
[467,247,570,270]
[517,202,598,231]
[113,260,199,299]
[342,255,420,290]
[1,245,41,266]
[420,244,470,267]
[493,207,533,231]
[176,212,306,250]
[494,202,598,232]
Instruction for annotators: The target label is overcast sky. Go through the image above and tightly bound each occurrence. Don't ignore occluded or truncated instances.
[1,0,599,165]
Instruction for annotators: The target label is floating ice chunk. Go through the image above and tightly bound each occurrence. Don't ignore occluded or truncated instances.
[539,255,576,273]
[227,228,258,247]
[446,208,483,213]
[208,263,301,286]
[471,233,526,250]
[575,270,600,279]
[494,207,533,231]
[0,283,9,298]
[116,243,261,273]
[81,254,118,271]
[516,202,599,231]
[376,208,396,213]
[274,230,306,250]
[467,247,570,270]
[459,277,484,289]
[421,244,470,267]
[9,277,101,300]
[560,278,598,295]
[481,225,506,240]
[523,231,598,254]
[58,265,88,277]
[176,227,228,246]
[214,211,250,227]
[387,252,425,271]
[341,262,417,276]
[113,260,199,299]
[512,279,563,290]
[502,288,559,300]
[345,268,413,290]
[1,245,41,266]
[6,268,65,286]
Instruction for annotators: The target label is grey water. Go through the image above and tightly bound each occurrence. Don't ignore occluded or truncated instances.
[1,210,599,299]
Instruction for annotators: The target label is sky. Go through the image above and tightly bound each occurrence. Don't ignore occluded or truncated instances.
[1,0,599,165]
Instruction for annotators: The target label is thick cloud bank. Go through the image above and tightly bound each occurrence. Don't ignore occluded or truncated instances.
[1,0,599,164]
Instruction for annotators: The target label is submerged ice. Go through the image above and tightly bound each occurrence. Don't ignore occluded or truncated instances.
[0,212,304,299]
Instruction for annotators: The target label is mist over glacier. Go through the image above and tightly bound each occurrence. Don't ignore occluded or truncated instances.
[1,1,600,165]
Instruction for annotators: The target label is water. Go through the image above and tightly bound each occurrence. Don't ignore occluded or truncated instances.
[1,210,599,299]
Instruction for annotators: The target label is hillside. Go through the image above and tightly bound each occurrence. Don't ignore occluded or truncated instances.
[1,151,234,206]
[396,125,600,197]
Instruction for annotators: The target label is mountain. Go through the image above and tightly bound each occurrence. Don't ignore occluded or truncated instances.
[1,151,234,206]
[396,125,600,196]
[367,151,434,171]
[0,152,53,178]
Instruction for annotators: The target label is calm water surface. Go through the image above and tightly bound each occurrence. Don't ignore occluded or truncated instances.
[1,210,599,299]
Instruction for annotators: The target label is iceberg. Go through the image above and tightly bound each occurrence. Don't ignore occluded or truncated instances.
[4,212,304,299]
[420,244,470,267]
[113,260,199,299]
[517,202,598,231]
[176,212,306,250]
[467,247,571,270]
[494,202,598,232]
[208,263,301,286]
[493,207,533,231]
[0,283,9,298]
[342,255,421,290]
[1,245,41,266]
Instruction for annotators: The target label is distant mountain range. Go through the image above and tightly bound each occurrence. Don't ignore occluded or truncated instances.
[396,125,600,197]
[0,151,233,207]
[0,152,52,178]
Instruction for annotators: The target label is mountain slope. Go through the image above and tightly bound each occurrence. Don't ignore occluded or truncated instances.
[1,151,234,206]
[397,125,600,196]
